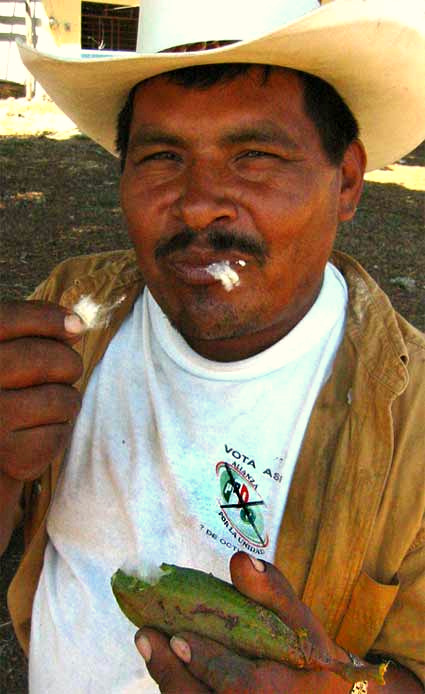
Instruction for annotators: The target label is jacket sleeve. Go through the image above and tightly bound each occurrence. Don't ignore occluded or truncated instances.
[367,331,425,686]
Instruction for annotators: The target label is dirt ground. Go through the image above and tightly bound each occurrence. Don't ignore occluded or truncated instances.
[0,97,424,693]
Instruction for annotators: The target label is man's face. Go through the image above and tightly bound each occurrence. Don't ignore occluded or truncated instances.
[120,67,363,360]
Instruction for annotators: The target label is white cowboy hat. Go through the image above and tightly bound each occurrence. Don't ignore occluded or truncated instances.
[18,0,425,172]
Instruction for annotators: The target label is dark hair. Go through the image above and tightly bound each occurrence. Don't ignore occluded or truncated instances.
[116,63,359,170]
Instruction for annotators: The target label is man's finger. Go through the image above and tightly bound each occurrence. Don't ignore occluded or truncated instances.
[135,628,211,693]
[229,552,316,636]
[173,632,333,694]
[0,384,82,431]
[171,631,258,694]
[0,337,83,389]
[0,300,85,342]
[0,422,74,480]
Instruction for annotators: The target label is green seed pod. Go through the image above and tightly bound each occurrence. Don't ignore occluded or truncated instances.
[111,563,387,686]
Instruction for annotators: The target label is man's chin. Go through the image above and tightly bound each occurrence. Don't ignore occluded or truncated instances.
[174,313,271,355]
[151,285,271,348]
[171,316,249,344]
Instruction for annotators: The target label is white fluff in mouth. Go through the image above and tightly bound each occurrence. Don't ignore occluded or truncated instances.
[205,260,246,292]
[72,294,125,330]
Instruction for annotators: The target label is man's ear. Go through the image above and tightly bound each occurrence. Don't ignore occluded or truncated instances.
[338,140,367,222]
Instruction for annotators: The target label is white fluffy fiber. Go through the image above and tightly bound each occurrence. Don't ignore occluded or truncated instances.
[119,558,165,584]
[72,294,125,330]
[205,260,245,291]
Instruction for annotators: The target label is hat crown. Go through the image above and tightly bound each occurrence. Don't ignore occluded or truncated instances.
[137,0,320,53]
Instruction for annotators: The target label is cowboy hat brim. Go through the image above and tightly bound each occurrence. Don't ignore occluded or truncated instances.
[17,0,425,172]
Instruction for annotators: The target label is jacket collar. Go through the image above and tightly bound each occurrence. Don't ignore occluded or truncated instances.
[332,251,409,397]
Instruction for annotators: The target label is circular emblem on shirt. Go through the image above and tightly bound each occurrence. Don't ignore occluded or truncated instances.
[216,461,269,548]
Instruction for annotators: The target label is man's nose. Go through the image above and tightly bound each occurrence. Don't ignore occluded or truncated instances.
[176,164,238,230]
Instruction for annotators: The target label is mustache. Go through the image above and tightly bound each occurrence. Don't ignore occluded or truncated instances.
[154,226,269,265]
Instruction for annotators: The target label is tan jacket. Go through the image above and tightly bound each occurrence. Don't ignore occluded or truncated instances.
[7,249,425,685]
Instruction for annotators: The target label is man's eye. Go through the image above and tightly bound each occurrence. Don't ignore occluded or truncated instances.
[133,151,182,166]
[237,149,282,164]
[143,151,180,162]
[239,150,280,161]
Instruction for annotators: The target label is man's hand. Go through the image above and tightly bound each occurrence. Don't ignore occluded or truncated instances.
[135,552,350,693]
[135,553,423,692]
[0,300,84,482]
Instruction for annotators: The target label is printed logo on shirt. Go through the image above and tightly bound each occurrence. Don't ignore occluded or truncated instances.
[216,461,269,549]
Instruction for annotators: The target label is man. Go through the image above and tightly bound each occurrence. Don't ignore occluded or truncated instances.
[1,0,424,692]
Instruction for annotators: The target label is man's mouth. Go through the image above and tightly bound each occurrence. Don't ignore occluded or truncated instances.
[167,253,247,290]
[155,226,268,263]
[155,226,267,291]
[205,260,246,291]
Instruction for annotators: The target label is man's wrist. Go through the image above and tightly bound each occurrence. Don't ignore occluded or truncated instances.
[344,652,368,693]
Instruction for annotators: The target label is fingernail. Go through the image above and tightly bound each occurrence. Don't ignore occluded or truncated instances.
[64,313,85,334]
[170,636,191,663]
[135,633,152,663]
[249,556,265,572]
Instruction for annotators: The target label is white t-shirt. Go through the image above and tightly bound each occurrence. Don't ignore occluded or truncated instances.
[29,263,347,693]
